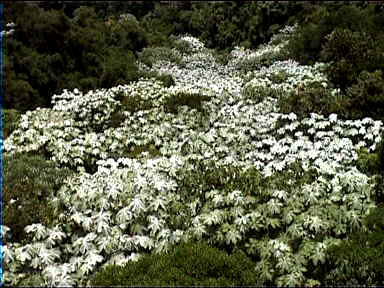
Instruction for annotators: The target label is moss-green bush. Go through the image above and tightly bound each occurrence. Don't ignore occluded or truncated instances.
[355,148,381,177]
[2,153,74,244]
[122,94,153,113]
[2,109,22,139]
[164,92,211,114]
[171,37,196,55]
[243,84,285,104]
[344,70,384,121]
[320,28,378,91]
[283,21,327,65]
[138,71,176,88]
[89,240,258,286]
[99,48,139,89]
[4,4,148,112]
[269,71,289,84]
[324,207,384,285]
[108,143,162,161]
[278,81,338,119]
[155,73,175,88]
[211,49,232,65]
[137,46,182,68]
[284,4,384,91]
[279,69,384,122]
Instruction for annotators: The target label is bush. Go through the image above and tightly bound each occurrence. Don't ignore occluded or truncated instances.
[279,81,338,119]
[2,109,22,139]
[320,28,378,91]
[2,152,74,244]
[99,49,139,89]
[283,21,327,65]
[137,46,182,67]
[108,143,162,161]
[344,70,384,121]
[164,91,211,114]
[171,36,196,55]
[155,73,175,87]
[243,84,285,104]
[89,240,258,286]
[355,148,381,176]
[324,207,384,285]
[3,3,148,113]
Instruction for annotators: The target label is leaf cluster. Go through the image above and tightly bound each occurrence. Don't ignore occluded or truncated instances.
[2,109,22,139]
[2,153,74,244]
[164,91,211,114]
[325,207,384,285]
[89,240,258,286]
[283,3,384,93]
[3,3,148,113]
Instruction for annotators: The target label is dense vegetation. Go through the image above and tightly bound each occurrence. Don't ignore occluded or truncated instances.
[2,1,384,286]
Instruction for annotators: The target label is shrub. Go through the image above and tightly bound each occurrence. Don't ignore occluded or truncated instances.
[2,109,22,139]
[324,207,384,285]
[212,49,232,65]
[235,56,263,73]
[355,148,381,176]
[164,91,211,114]
[155,73,175,87]
[138,71,175,88]
[279,81,338,119]
[99,49,139,89]
[344,70,384,121]
[320,28,377,91]
[108,143,162,161]
[243,84,285,104]
[269,71,289,84]
[137,46,182,68]
[2,152,74,244]
[89,240,258,286]
[121,94,154,113]
[4,3,149,113]
[106,109,126,129]
[171,37,195,55]
[283,21,327,65]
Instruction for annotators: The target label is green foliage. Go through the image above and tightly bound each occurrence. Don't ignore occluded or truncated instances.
[324,207,384,285]
[210,49,232,65]
[89,240,258,286]
[284,4,384,90]
[243,84,285,104]
[242,71,291,104]
[356,148,381,176]
[269,71,289,84]
[344,70,384,121]
[279,82,338,119]
[121,94,153,114]
[141,2,303,51]
[104,13,147,52]
[99,48,139,89]
[2,109,22,139]
[2,153,74,244]
[4,3,147,113]
[279,69,384,122]
[155,73,175,88]
[235,57,263,73]
[138,71,176,88]
[15,273,46,287]
[137,46,182,67]
[108,143,162,161]
[106,110,126,129]
[320,28,379,91]
[164,92,211,114]
[282,21,326,65]
[170,36,196,55]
